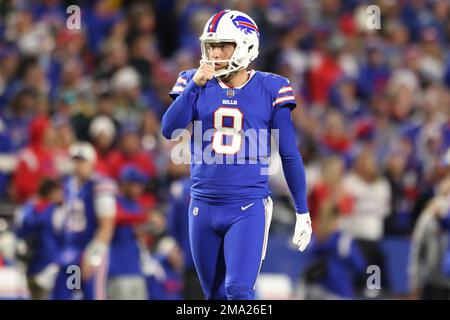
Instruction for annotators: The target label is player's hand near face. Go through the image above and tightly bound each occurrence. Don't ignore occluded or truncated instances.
[193,62,215,87]
[292,213,312,252]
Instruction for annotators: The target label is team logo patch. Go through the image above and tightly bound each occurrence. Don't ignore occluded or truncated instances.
[226,89,235,97]
[232,15,259,35]
[193,207,199,216]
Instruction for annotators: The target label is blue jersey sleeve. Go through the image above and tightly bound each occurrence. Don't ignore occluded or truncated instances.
[15,203,38,239]
[272,76,297,110]
[271,106,308,214]
[162,69,200,139]
[168,69,197,100]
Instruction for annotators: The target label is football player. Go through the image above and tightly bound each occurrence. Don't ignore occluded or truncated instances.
[52,142,117,300]
[161,10,312,300]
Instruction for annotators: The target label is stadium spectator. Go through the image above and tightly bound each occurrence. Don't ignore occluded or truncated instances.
[107,165,149,300]
[146,237,184,300]
[308,156,353,229]
[15,179,65,300]
[341,147,391,297]
[300,203,367,299]
[52,142,117,300]
[167,170,203,299]
[10,116,58,203]
[89,115,117,176]
[409,175,450,299]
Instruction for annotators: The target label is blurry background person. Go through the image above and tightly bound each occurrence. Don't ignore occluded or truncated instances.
[15,179,65,300]
[88,115,117,177]
[341,147,392,297]
[299,207,367,300]
[107,123,157,209]
[10,116,58,203]
[166,163,203,299]
[0,217,29,300]
[381,147,423,298]
[0,118,16,200]
[409,175,450,299]
[107,165,149,300]
[300,156,366,300]
[52,116,76,177]
[146,236,184,300]
[308,156,353,228]
[52,142,117,300]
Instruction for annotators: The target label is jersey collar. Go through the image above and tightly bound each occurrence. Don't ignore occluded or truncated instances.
[217,69,255,89]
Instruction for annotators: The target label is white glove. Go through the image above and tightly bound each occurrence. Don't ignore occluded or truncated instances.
[34,263,59,291]
[83,239,108,268]
[292,213,312,252]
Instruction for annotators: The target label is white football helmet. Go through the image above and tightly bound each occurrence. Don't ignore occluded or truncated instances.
[199,10,260,78]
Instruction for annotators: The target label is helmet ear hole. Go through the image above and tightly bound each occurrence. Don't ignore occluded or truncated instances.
[248,45,254,52]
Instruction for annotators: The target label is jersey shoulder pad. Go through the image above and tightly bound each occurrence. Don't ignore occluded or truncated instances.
[256,72,296,109]
[169,69,197,100]
[93,175,118,196]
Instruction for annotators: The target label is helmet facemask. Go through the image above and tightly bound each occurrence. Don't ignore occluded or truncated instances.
[200,39,242,79]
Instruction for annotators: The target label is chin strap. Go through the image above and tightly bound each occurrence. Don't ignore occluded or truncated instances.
[217,69,240,82]
[200,58,242,79]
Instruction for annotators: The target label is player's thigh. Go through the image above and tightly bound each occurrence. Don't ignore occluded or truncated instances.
[188,198,226,299]
[188,198,213,249]
[223,199,267,283]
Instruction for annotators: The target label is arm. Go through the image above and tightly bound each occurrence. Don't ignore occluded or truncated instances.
[272,106,312,251]
[93,215,116,244]
[81,213,116,279]
[15,204,37,239]
[81,184,117,281]
[115,206,148,226]
[161,80,200,139]
[272,106,308,214]
[161,64,214,139]
[408,208,435,297]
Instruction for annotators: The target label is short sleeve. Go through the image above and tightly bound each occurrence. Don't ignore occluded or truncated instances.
[169,69,196,100]
[93,178,117,219]
[93,178,117,198]
[272,77,297,110]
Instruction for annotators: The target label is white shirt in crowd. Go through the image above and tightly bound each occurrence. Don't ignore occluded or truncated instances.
[341,172,392,242]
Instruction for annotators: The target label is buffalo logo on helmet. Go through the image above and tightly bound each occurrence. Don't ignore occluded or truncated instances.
[231,15,259,35]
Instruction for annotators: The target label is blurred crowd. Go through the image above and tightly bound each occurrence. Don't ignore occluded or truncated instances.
[0,0,449,299]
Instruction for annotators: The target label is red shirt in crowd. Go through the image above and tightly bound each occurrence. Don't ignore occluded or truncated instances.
[107,150,158,209]
[12,117,58,203]
[107,150,157,180]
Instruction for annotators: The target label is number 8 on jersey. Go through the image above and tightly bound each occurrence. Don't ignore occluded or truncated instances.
[212,107,243,155]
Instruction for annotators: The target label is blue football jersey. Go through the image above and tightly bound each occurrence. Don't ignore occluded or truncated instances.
[60,174,117,265]
[169,69,297,203]
[15,200,62,275]
[109,195,143,276]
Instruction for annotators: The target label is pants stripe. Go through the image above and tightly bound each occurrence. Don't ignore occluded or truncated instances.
[254,197,273,290]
